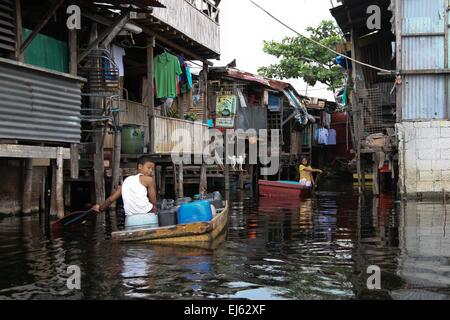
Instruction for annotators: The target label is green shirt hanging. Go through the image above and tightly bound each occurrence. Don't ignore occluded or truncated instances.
[154,52,182,99]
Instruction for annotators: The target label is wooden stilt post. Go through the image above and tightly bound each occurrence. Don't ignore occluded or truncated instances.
[50,160,57,216]
[373,154,380,196]
[56,147,64,219]
[156,165,162,195]
[160,166,166,197]
[248,164,254,195]
[70,144,79,179]
[178,162,184,198]
[22,159,32,214]
[224,164,230,191]
[40,172,46,214]
[238,168,245,190]
[110,129,122,202]
[64,181,71,208]
[89,22,106,205]
[173,163,178,198]
[199,164,207,195]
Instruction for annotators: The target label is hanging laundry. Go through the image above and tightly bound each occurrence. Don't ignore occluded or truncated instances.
[154,52,183,99]
[318,128,329,145]
[111,44,126,76]
[181,64,193,94]
[328,129,337,145]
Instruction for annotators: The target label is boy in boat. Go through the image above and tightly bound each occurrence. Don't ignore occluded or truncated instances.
[92,156,158,224]
[299,157,322,188]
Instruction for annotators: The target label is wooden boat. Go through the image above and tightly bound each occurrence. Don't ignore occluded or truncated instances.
[258,180,311,198]
[111,201,229,245]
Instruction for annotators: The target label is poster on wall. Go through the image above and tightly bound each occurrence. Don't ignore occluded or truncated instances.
[215,95,237,128]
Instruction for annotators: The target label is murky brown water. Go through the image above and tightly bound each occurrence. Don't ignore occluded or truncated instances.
[0,183,449,300]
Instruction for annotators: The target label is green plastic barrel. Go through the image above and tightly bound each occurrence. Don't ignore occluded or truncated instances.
[121,125,144,154]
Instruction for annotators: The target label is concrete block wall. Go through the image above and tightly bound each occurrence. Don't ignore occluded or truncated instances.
[397,121,450,197]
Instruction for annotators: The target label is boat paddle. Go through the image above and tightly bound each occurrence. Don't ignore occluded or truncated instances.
[313,172,322,192]
[51,209,95,230]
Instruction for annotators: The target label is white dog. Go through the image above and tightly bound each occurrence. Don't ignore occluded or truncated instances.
[228,155,245,171]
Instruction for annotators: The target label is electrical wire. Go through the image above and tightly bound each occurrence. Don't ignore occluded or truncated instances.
[248,0,392,74]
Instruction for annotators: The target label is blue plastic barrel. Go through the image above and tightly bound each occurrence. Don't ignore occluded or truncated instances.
[178,200,212,224]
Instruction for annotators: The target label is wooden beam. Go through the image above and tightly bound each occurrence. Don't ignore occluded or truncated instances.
[20,0,65,53]
[0,144,70,159]
[147,36,155,153]
[69,29,78,75]
[78,11,130,64]
[142,26,213,66]
[15,0,24,62]
[200,63,208,120]
[81,10,214,65]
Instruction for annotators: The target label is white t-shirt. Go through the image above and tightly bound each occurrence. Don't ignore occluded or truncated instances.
[121,174,153,215]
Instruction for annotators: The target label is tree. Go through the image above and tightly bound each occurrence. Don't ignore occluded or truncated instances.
[258,20,345,92]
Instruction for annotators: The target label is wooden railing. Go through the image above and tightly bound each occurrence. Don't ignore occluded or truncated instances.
[186,0,220,23]
[152,116,208,155]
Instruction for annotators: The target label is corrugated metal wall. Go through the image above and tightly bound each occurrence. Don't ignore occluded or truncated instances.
[0,59,82,143]
[401,0,448,120]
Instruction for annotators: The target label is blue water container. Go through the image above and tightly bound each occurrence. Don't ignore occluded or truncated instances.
[178,200,213,224]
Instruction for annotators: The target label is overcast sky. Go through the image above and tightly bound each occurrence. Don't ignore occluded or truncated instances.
[216,0,336,100]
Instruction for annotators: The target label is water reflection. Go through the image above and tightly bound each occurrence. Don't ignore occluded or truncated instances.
[0,186,450,299]
[393,200,450,300]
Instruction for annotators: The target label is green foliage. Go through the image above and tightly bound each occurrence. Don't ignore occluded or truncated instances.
[166,108,180,119]
[258,20,345,91]
[184,112,198,122]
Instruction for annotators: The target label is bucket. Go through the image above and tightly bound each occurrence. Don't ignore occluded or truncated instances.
[121,125,144,154]
[125,213,158,229]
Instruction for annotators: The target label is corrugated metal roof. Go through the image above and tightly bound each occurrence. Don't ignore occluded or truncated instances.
[0,59,82,144]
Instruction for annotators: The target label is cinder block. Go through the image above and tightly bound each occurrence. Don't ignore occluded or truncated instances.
[441,128,450,138]
[415,139,431,150]
[417,160,433,171]
[419,170,434,181]
[418,149,440,160]
[440,149,450,160]
[415,122,432,128]
[439,138,450,147]
[418,128,440,139]
[432,160,450,171]
[442,170,450,180]
[417,181,434,192]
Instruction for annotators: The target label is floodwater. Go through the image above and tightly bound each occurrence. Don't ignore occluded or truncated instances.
[0,182,449,300]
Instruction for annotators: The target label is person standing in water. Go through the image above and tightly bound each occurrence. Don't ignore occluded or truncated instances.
[299,157,322,188]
